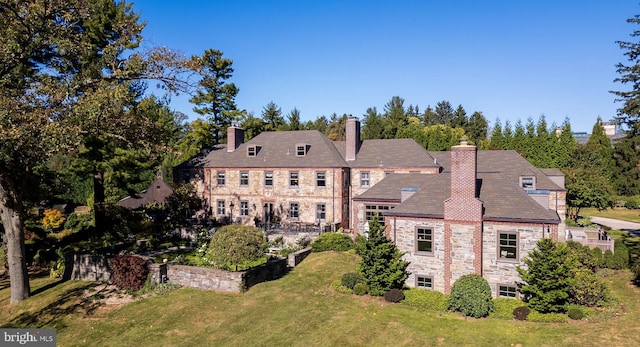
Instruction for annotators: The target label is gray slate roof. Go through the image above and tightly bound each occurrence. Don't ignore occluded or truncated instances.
[179,131,439,170]
[429,150,565,191]
[335,139,440,169]
[191,130,348,168]
[118,176,174,209]
[371,172,559,223]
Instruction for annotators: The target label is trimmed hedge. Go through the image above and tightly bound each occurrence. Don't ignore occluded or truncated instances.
[402,288,449,311]
[109,255,149,291]
[311,233,354,252]
[490,298,526,320]
[513,306,531,321]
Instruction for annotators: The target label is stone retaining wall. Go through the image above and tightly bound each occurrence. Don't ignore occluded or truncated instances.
[69,248,311,292]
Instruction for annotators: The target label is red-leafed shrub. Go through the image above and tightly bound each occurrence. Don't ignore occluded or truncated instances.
[109,255,149,291]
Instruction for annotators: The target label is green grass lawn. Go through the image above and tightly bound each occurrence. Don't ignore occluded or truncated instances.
[1,252,639,346]
[580,207,640,223]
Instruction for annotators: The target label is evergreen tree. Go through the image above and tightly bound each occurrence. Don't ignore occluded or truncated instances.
[613,132,640,195]
[555,118,577,168]
[466,111,488,146]
[434,100,455,126]
[517,239,573,313]
[358,216,409,296]
[325,113,348,141]
[451,105,468,129]
[489,118,506,149]
[189,49,241,144]
[382,96,407,139]
[362,107,384,140]
[422,106,438,126]
[240,113,265,140]
[611,12,640,128]
[261,102,285,131]
[286,108,303,131]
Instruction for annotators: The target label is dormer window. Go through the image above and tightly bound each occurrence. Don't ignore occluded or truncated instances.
[247,145,260,157]
[296,143,309,156]
[520,176,535,190]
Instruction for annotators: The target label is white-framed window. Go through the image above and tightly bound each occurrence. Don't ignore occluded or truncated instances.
[416,227,433,254]
[498,232,518,261]
[289,202,299,219]
[360,171,370,188]
[296,143,308,156]
[217,171,225,186]
[416,276,433,289]
[240,171,249,186]
[264,171,273,187]
[498,285,518,298]
[316,171,326,187]
[240,200,249,217]
[216,200,225,215]
[247,146,257,157]
[289,171,299,188]
[520,176,535,189]
[316,203,326,221]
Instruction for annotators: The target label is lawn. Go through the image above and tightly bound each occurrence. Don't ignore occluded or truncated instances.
[580,207,640,223]
[1,252,639,347]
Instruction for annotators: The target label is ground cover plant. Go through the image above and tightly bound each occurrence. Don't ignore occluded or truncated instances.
[1,252,639,346]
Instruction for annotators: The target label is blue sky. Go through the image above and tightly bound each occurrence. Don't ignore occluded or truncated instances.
[132,0,638,133]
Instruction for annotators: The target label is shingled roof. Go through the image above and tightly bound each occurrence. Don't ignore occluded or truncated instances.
[195,130,348,168]
[335,138,440,169]
[118,174,174,209]
[429,150,565,191]
[373,172,560,223]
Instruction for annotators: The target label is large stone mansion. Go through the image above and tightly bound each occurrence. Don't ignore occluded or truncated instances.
[175,118,566,297]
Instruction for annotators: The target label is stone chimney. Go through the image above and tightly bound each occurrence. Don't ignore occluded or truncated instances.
[346,117,361,161]
[227,126,244,152]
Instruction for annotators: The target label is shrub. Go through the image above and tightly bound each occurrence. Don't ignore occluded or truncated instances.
[341,272,364,289]
[490,298,526,320]
[402,288,449,311]
[358,217,409,296]
[311,233,354,252]
[206,225,267,271]
[513,306,531,320]
[331,279,353,294]
[604,250,616,269]
[42,209,65,231]
[446,274,494,318]
[353,283,368,295]
[517,239,572,313]
[633,264,640,286]
[527,311,569,323]
[354,234,367,256]
[383,288,405,303]
[109,255,149,291]
[567,306,585,320]
[569,268,608,307]
[63,212,93,232]
[591,247,605,268]
[613,239,629,269]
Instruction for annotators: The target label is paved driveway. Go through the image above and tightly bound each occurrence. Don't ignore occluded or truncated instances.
[590,216,640,237]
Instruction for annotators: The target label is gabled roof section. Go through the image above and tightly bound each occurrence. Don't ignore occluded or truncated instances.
[364,172,560,223]
[429,150,565,191]
[118,175,174,209]
[186,130,348,169]
[335,138,440,169]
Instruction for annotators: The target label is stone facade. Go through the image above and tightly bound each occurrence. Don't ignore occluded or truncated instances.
[198,167,348,226]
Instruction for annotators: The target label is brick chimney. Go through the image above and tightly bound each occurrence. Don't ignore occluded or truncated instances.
[442,139,483,294]
[227,126,244,152]
[345,117,361,161]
